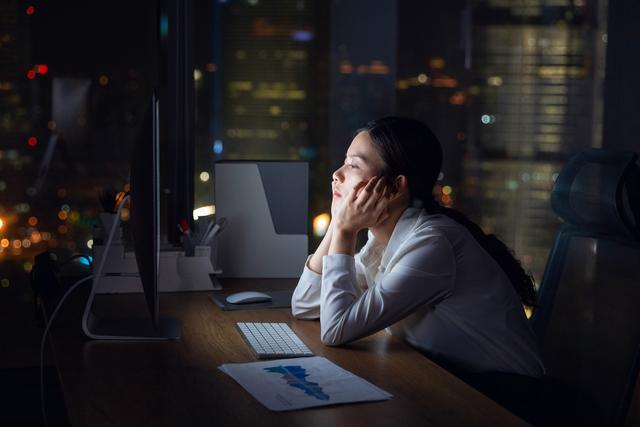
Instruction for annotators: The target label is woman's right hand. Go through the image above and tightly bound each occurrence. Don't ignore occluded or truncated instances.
[331,193,342,220]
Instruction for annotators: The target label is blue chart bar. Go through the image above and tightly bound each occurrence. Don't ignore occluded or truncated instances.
[264,365,330,401]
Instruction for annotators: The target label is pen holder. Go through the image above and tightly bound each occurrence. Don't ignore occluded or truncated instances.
[209,237,222,275]
[177,246,221,290]
[195,241,222,290]
[92,244,222,293]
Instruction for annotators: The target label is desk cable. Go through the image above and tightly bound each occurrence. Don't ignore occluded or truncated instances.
[40,195,128,426]
[39,274,93,427]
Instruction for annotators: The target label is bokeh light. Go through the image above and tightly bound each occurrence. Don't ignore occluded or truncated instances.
[192,205,215,220]
[524,306,533,319]
[31,231,42,243]
[120,207,130,221]
[312,213,331,237]
[213,140,224,154]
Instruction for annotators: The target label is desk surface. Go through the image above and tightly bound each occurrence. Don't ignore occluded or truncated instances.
[50,279,528,427]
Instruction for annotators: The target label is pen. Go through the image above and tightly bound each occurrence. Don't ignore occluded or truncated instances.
[178,218,194,256]
[216,217,227,231]
[179,218,191,236]
[199,219,217,245]
[202,217,226,245]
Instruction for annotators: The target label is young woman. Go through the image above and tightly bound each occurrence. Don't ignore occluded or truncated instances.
[292,117,545,382]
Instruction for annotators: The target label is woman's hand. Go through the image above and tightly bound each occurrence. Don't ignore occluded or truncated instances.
[332,176,390,235]
[331,191,341,220]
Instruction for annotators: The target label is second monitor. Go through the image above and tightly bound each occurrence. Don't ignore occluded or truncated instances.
[214,161,308,278]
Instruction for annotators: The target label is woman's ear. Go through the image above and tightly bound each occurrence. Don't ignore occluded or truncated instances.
[389,175,409,200]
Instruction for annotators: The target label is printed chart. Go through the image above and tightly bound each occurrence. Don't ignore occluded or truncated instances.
[219,356,392,411]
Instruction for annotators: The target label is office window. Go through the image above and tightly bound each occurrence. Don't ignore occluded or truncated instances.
[1,0,609,298]
[195,0,607,285]
[0,1,155,295]
[402,1,607,283]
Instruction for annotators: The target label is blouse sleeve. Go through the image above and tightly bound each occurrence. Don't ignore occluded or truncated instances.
[291,234,383,320]
[291,256,323,319]
[319,234,456,346]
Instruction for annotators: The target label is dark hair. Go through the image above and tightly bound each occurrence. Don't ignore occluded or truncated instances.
[358,116,537,307]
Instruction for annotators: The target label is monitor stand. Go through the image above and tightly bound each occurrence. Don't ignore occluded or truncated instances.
[82,280,181,341]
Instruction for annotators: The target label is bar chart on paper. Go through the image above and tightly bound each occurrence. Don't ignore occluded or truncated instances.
[264,365,329,401]
[219,356,392,411]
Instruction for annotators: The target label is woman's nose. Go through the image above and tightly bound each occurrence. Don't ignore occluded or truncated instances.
[332,166,344,183]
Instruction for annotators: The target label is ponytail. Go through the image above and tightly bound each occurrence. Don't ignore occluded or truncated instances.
[425,200,537,307]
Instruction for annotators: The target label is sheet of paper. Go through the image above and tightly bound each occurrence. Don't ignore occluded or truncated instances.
[219,356,393,411]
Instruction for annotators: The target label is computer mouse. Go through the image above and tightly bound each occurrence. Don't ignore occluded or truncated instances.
[225,291,272,305]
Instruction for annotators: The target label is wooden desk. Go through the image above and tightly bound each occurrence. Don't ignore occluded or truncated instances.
[49,279,528,427]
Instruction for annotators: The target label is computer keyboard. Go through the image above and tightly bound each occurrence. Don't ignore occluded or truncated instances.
[236,322,314,359]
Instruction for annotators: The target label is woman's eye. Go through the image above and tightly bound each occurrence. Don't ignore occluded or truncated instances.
[343,161,357,169]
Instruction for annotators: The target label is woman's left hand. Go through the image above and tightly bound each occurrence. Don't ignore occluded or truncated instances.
[333,176,390,235]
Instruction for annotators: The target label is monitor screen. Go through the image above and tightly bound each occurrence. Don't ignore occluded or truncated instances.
[129,93,160,327]
[82,92,181,340]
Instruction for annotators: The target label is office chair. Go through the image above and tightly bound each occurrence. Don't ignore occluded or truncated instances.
[530,148,640,426]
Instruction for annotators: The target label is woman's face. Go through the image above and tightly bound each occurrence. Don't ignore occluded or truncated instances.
[332,131,385,203]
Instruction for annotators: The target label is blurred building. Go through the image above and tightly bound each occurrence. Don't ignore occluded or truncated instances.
[0,1,37,271]
[394,0,606,284]
[203,0,330,243]
[463,0,607,283]
[395,0,469,209]
[0,1,155,287]
[211,0,316,161]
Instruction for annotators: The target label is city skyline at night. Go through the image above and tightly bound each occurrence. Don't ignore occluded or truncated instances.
[0,0,611,288]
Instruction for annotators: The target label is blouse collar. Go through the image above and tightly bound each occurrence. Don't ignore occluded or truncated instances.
[379,207,423,271]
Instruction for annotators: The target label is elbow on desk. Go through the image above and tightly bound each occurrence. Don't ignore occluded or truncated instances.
[291,304,320,320]
[320,323,345,346]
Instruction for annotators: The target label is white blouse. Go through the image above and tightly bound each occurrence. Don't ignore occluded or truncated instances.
[291,208,545,377]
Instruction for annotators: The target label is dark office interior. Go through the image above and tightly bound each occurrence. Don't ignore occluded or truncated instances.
[1,0,639,426]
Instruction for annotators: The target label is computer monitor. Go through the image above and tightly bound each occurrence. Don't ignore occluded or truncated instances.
[214,161,308,278]
[81,93,181,340]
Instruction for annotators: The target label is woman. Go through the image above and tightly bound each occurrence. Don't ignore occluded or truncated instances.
[292,117,545,412]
